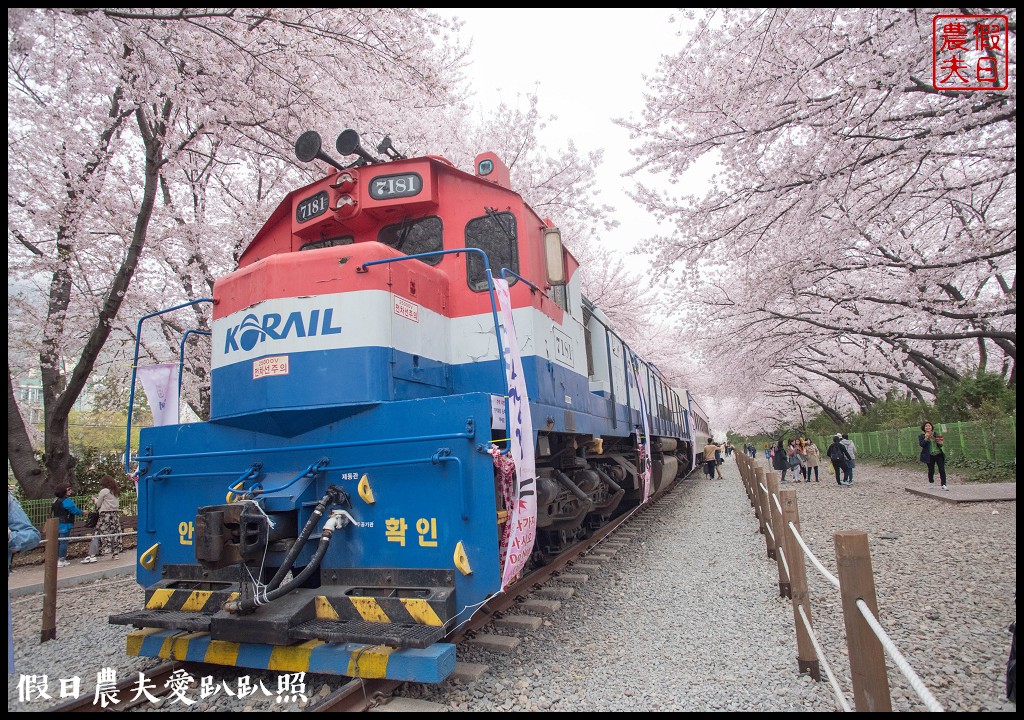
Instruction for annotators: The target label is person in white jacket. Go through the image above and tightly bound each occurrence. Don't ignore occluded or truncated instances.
[81,475,123,563]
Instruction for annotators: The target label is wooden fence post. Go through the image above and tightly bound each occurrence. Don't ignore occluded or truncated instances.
[780,488,819,680]
[834,530,892,711]
[41,517,59,642]
[737,456,753,507]
[765,471,790,597]
[754,465,768,544]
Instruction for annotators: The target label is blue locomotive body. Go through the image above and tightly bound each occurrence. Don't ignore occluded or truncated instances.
[114,133,709,683]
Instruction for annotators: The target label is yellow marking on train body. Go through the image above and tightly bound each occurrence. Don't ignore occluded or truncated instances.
[126,627,164,656]
[399,598,442,626]
[454,541,472,575]
[181,590,212,612]
[139,543,160,570]
[347,645,394,678]
[146,589,174,609]
[358,474,375,504]
[350,597,391,623]
[204,639,241,666]
[168,631,207,661]
[315,596,341,620]
[268,640,325,671]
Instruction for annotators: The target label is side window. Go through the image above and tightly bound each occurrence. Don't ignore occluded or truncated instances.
[378,216,443,265]
[465,212,518,292]
[552,285,567,311]
[582,306,595,379]
[300,235,353,251]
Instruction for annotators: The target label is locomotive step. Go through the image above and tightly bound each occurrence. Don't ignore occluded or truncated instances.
[109,609,213,632]
[289,618,445,648]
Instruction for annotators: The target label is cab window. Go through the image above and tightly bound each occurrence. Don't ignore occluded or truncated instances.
[465,211,518,291]
[378,216,443,265]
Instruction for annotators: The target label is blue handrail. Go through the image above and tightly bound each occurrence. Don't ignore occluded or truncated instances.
[125,298,213,472]
[499,268,540,294]
[178,329,212,403]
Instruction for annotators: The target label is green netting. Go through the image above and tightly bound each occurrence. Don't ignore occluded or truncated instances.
[21,492,138,527]
[809,417,1016,466]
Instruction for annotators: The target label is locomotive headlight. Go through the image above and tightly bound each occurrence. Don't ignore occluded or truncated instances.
[333,194,358,218]
[330,171,357,193]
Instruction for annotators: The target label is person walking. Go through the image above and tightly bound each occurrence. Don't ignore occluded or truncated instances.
[918,421,948,490]
[81,475,124,563]
[783,440,801,482]
[827,434,853,486]
[51,484,83,567]
[703,438,719,480]
[804,439,821,482]
[714,442,725,479]
[841,433,857,484]
[771,439,789,481]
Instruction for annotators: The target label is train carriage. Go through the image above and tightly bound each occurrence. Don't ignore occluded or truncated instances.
[112,130,711,683]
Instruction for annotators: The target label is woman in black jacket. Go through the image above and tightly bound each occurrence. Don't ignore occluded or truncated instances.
[827,434,853,486]
[771,439,789,480]
[918,421,948,490]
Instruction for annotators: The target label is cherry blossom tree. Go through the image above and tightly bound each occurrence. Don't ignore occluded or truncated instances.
[623,8,1016,433]
[8,8,470,497]
[8,9,622,497]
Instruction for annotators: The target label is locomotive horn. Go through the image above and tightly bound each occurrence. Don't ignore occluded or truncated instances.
[377,135,406,160]
[294,131,344,171]
[336,128,381,166]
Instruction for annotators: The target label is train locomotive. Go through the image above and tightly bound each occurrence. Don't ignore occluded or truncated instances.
[112,129,710,683]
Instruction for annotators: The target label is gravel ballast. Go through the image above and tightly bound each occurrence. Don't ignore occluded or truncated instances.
[8,459,1017,712]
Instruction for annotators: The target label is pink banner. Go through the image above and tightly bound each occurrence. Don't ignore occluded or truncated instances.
[493,279,537,589]
[631,355,653,503]
[136,362,180,426]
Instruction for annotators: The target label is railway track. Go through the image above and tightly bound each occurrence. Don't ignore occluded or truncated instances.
[41,473,691,713]
[307,472,691,711]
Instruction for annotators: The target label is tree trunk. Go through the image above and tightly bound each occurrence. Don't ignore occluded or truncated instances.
[8,102,165,499]
[7,365,48,498]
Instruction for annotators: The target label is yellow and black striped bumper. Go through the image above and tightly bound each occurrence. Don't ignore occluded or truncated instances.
[126,628,456,682]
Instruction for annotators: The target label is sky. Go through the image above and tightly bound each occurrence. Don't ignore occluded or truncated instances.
[436,8,695,267]
[436,9,729,436]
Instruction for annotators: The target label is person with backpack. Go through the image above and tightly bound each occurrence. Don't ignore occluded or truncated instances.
[702,438,720,480]
[51,484,83,567]
[827,434,853,486]
[841,434,858,484]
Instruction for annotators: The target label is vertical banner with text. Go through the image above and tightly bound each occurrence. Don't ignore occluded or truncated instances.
[136,362,180,427]
[493,279,537,588]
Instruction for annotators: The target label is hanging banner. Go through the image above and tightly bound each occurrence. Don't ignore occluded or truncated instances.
[137,362,180,426]
[492,279,537,589]
[630,354,653,503]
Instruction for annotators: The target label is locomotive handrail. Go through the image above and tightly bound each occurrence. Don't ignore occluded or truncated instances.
[126,298,213,472]
[499,268,540,294]
[358,248,512,455]
[137,429,476,465]
[248,457,329,496]
[177,329,212,403]
[166,451,470,519]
